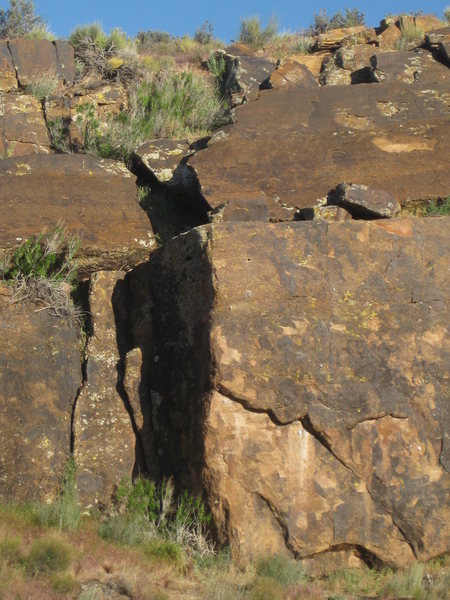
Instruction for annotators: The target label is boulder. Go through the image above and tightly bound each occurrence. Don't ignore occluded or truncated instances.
[0,93,50,156]
[328,183,401,218]
[133,139,191,183]
[315,26,368,51]
[377,23,402,49]
[262,61,318,90]
[0,154,154,274]
[0,40,17,91]
[290,53,328,78]
[146,218,450,567]
[8,39,75,87]
[295,203,352,222]
[399,14,445,34]
[73,271,138,508]
[425,26,450,65]
[186,81,450,220]
[0,284,81,503]
[216,47,275,106]
[370,49,450,84]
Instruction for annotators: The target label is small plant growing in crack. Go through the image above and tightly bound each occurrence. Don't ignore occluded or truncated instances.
[1,224,83,323]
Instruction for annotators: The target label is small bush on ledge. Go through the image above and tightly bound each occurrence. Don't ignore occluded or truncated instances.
[1,225,82,322]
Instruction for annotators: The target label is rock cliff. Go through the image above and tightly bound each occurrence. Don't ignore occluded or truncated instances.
[0,18,449,571]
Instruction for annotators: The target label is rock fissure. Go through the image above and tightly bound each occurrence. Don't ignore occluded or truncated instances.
[5,41,20,88]
[215,382,298,426]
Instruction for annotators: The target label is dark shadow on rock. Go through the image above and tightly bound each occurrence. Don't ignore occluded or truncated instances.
[111,276,152,479]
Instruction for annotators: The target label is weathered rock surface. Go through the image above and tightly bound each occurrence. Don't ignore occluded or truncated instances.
[370,49,450,84]
[315,26,369,51]
[0,284,81,503]
[319,44,374,86]
[74,271,137,508]
[425,26,450,65]
[0,154,154,273]
[147,218,450,567]
[218,46,275,105]
[0,93,50,156]
[377,22,402,50]
[7,39,75,87]
[133,139,191,183]
[328,183,401,218]
[262,61,318,90]
[187,81,450,220]
[0,41,17,91]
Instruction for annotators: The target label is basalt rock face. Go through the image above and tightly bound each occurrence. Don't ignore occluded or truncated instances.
[146,219,450,567]
[0,284,81,503]
[0,154,155,274]
[187,79,450,221]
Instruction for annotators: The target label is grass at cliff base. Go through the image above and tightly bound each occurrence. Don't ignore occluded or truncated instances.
[1,503,449,599]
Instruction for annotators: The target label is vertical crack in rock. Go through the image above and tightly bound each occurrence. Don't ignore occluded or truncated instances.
[300,413,418,559]
[70,280,92,455]
[6,41,20,88]
[253,492,298,559]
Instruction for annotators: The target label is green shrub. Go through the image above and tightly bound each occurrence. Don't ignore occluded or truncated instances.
[0,0,44,39]
[2,226,81,321]
[69,23,137,82]
[0,535,22,566]
[251,576,285,600]
[291,35,314,54]
[48,117,71,153]
[50,572,78,593]
[445,7,450,23]
[384,563,427,600]
[26,69,59,99]
[143,538,185,564]
[100,478,213,558]
[396,21,424,49]
[3,225,79,283]
[24,24,55,39]
[26,536,72,573]
[255,553,304,587]
[426,196,450,216]
[33,458,81,532]
[237,16,278,50]
[308,8,365,35]
[194,20,214,45]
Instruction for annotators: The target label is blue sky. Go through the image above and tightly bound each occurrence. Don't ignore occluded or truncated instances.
[2,1,448,41]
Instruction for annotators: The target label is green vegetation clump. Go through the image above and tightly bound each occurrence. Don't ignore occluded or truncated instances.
[0,0,44,39]
[426,196,450,215]
[24,24,55,39]
[69,22,138,83]
[194,20,214,45]
[308,7,365,35]
[237,16,278,50]
[70,69,226,161]
[26,69,59,99]
[100,478,213,559]
[445,7,450,23]
[255,553,305,587]
[3,225,79,283]
[26,536,72,574]
[0,535,22,566]
[1,225,82,321]
[396,21,424,49]
[32,458,81,532]
[291,35,315,54]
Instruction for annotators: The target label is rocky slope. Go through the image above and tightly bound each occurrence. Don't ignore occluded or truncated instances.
[0,14,449,571]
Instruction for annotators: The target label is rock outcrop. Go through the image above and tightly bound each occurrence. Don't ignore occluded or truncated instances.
[0,284,81,503]
[0,154,155,273]
[187,79,450,220]
[145,219,450,567]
